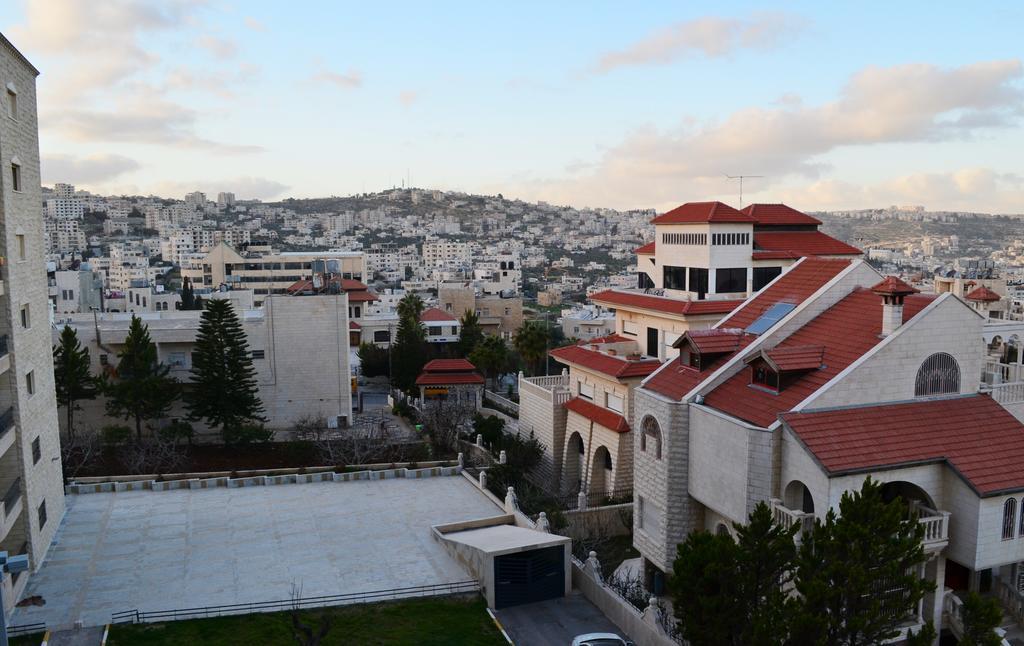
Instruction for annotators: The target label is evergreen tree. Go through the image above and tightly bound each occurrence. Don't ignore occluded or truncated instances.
[53,324,97,439]
[733,503,800,644]
[390,294,428,392]
[180,277,196,310]
[457,310,484,358]
[671,530,742,646]
[186,299,266,441]
[513,320,549,376]
[960,591,1002,646]
[469,334,509,389]
[104,316,180,442]
[357,342,389,378]
[792,477,934,646]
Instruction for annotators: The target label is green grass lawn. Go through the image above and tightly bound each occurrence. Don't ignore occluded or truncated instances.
[107,595,508,646]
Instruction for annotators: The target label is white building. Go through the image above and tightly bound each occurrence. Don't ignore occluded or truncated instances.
[44,198,82,219]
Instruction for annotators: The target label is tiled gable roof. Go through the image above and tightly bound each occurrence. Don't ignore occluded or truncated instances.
[549,344,660,379]
[753,231,861,258]
[741,203,822,226]
[564,397,630,433]
[635,241,656,254]
[421,307,458,322]
[590,290,743,318]
[651,201,757,225]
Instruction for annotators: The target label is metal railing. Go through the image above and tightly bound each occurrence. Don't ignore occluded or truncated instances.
[7,622,46,637]
[111,579,480,625]
[2,477,20,517]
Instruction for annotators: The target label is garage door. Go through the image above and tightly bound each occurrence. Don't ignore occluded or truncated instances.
[493,546,564,609]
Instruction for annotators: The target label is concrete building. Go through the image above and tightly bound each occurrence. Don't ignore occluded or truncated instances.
[438,282,522,341]
[560,305,615,341]
[0,32,67,617]
[44,198,82,219]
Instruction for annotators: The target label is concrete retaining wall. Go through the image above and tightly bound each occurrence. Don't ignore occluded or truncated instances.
[572,558,678,646]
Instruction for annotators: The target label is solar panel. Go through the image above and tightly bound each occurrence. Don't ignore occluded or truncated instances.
[745,302,796,335]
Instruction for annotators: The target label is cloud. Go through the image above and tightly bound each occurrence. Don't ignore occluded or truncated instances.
[511,59,1024,209]
[311,66,363,89]
[244,16,267,32]
[152,176,290,201]
[399,90,418,107]
[41,153,141,184]
[197,35,237,60]
[593,13,804,73]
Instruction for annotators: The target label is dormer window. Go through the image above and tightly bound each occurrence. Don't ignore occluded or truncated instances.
[751,361,779,391]
[680,349,700,370]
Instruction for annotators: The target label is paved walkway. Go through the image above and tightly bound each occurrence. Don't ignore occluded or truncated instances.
[48,626,106,646]
[494,592,629,646]
[13,475,502,630]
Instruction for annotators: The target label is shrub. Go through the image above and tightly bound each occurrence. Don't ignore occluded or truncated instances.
[101,425,132,445]
[223,423,273,445]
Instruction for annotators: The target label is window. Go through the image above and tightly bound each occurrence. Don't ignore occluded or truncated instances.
[373,330,391,343]
[20,304,29,329]
[647,327,659,357]
[504,307,511,316]
[37,500,47,529]
[1004,498,1017,540]
[31,437,40,464]
[753,266,783,291]
[688,267,708,299]
[168,352,187,368]
[11,162,21,192]
[662,233,706,245]
[641,416,662,459]
[637,272,654,289]
[444,303,452,312]
[751,362,779,391]
[99,354,109,366]
[716,268,747,293]
[606,392,624,413]
[711,233,750,245]
[26,370,35,395]
[915,353,960,397]
[16,234,25,260]
[663,265,687,290]
[637,496,645,529]
[251,350,265,360]
[68,289,75,300]
[578,381,594,400]
[622,321,639,337]
[604,451,613,471]
[5,87,15,119]
[1019,499,1024,537]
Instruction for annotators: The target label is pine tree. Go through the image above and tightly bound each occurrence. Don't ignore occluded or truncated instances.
[104,316,181,442]
[733,503,800,644]
[960,591,1002,646]
[180,277,196,310]
[513,320,549,376]
[390,293,428,392]
[792,477,934,646]
[53,324,97,439]
[457,309,484,357]
[469,335,508,390]
[671,530,742,646]
[186,299,266,441]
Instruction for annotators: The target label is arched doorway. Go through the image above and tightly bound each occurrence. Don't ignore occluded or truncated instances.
[564,433,584,493]
[590,445,611,496]
[880,481,935,510]
[784,480,815,513]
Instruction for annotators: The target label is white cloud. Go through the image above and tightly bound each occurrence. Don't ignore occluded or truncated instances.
[399,90,418,107]
[311,67,363,89]
[510,59,1024,210]
[593,13,804,73]
[41,153,140,185]
[197,35,237,60]
[244,16,267,32]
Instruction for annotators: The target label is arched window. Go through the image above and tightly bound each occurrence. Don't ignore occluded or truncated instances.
[1003,498,1017,540]
[641,416,662,460]
[715,523,730,537]
[915,353,960,397]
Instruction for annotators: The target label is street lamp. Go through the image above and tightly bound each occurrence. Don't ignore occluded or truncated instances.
[0,551,30,646]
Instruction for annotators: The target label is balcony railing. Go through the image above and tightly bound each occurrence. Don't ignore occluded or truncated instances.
[991,381,1024,405]
[909,501,950,549]
[2,477,21,518]
[523,374,570,389]
[770,499,815,541]
[984,360,1023,385]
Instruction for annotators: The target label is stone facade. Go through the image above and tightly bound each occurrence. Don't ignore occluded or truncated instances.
[0,33,67,614]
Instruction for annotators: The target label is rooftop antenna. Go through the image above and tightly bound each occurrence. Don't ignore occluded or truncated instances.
[726,174,763,208]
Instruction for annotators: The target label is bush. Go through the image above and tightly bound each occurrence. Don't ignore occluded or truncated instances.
[223,423,274,445]
[158,420,194,446]
[101,425,132,445]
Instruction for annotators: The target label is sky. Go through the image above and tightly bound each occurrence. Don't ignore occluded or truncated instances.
[1,1,1023,213]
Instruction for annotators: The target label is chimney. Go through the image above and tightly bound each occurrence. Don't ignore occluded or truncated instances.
[870,276,918,338]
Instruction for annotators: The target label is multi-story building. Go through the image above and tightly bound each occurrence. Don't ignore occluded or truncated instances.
[44,198,82,219]
[0,32,67,617]
[438,282,522,340]
[422,239,471,269]
[216,192,235,209]
[181,243,366,307]
[52,183,74,199]
[44,217,86,254]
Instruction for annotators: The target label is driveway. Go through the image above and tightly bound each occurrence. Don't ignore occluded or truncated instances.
[494,592,629,646]
[13,475,502,630]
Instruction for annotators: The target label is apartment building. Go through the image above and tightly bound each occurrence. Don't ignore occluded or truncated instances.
[422,239,471,269]
[630,257,1024,638]
[44,198,82,219]
[59,293,353,434]
[0,32,67,617]
[181,243,366,307]
[44,217,85,254]
[438,282,523,340]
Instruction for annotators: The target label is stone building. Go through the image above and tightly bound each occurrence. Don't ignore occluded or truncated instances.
[0,31,67,616]
[438,283,522,341]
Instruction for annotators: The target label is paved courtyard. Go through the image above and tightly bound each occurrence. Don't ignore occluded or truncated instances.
[12,475,502,630]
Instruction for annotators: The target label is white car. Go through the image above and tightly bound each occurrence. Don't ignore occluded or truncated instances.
[571,633,634,646]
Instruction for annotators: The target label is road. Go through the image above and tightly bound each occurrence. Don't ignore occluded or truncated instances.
[494,592,629,646]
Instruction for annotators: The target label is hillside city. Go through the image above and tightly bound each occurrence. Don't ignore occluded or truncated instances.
[4,13,1024,646]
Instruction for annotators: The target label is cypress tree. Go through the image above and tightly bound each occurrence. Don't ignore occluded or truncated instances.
[390,293,427,393]
[53,324,98,439]
[105,315,180,441]
[457,309,484,357]
[186,299,266,441]
[181,277,196,310]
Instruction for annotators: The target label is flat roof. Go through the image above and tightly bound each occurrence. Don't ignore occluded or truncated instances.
[443,524,568,555]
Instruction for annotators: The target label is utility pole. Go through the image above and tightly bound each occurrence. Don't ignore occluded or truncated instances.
[726,174,764,208]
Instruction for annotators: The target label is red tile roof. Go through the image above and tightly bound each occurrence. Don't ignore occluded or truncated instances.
[682,329,745,354]
[643,258,852,401]
[762,345,825,372]
[349,321,361,329]
[781,395,1024,496]
[703,288,937,427]
[635,241,656,254]
[564,397,630,433]
[420,307,458,322]
[586,334,632,344]
[966,286,1001,302]
[415,372,485,386]
[550,344,660,379]
[741,203,822,226]
[651,201,757,225]
[422,359,478,372]
[753,231,861,257]
[720,258,851,329]
[590,290,743,318]
[871,276,918,297]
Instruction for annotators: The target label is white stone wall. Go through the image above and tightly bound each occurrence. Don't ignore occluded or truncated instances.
[0,37,66,581]
[688,405,753,524]
[516,377,566,490]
